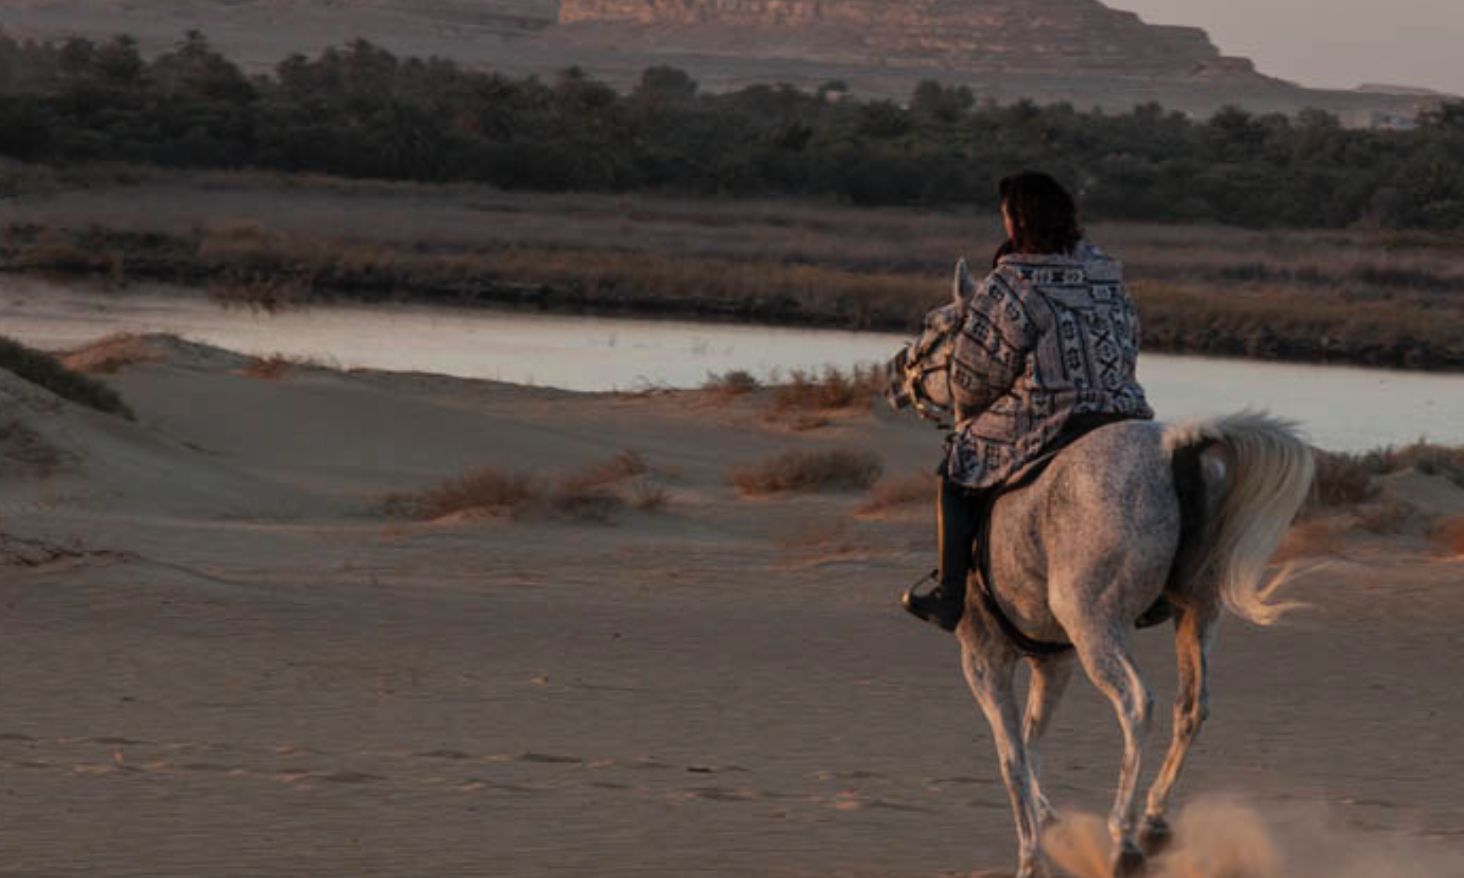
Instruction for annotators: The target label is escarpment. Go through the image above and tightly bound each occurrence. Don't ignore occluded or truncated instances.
[556,0,1262,79]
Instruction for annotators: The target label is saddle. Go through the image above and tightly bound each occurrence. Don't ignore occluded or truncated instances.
[970,415,1183,656]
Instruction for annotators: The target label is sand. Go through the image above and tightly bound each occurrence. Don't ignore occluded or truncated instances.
[3,336,1464,878]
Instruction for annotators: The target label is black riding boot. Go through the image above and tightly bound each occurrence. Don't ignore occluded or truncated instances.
[904,477,984,631]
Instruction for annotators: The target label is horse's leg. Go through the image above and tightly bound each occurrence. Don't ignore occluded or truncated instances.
[959,633,1044,878]
[1071,630,1153,878]
[1139,601,1221,854]
[1023,652,1076,828]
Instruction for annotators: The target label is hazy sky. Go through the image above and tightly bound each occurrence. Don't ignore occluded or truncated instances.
[1110,1,1464,95]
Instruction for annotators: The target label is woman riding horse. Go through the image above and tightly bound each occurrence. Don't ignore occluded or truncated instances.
[904,171,1156,632]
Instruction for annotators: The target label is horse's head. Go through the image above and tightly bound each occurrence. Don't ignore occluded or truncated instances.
[885,259,978,427]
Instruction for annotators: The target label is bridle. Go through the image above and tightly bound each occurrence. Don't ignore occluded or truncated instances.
[896,334,955,431]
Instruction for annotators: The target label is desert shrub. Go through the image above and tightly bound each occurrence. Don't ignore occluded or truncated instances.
[630,479,670,511]
[0,335,133,420]
[547,451,653,521]
[385,467,541,520]
[243,354,294,380]
[857,471,936,514]
[384,451,659,522]
[560,450,647,490]
[1308,449,1378,510]
[703,369,760,398]
[767,365,882,416]
[1307,442,1464,513]
[1370,442,1464,488]
[731,448,883,495]
[242,353,332,380]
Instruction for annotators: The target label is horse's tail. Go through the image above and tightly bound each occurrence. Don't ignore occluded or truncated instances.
[1164,412,1315,626]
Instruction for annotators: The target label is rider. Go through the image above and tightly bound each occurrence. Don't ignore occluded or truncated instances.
[904,171,1155,631]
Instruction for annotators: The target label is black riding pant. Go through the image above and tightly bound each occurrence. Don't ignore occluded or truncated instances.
[938,476,988,593]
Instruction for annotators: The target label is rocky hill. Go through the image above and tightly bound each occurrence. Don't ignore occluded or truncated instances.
[0,0,1441,121]
[557,0,1259,79]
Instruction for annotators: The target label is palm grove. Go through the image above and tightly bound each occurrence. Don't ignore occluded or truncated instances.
[2,32,1463,230]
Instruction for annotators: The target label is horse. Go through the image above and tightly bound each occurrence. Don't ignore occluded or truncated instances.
[885,262,1315,878]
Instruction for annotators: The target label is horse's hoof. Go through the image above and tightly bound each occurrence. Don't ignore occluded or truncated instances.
[1139,816,1173,856]
[1112,841,1146,878]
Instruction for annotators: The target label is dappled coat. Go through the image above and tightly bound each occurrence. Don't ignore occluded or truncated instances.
[945,241,1154,489]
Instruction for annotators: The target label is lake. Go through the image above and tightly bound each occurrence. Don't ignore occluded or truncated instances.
[3,276,1461,452]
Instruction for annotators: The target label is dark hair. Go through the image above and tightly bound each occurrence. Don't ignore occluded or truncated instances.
[998,171,1082,255]
[991,238,1014,268]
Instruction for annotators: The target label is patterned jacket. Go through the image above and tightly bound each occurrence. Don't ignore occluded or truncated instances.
[944,240,1154,489]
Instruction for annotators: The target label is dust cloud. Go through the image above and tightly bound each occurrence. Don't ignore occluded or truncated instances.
[1043,797,1462,878]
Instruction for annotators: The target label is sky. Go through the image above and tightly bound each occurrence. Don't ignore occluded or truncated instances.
[1110,0,1464,95]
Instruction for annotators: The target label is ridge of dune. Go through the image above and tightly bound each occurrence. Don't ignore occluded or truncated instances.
[0,356,311,521]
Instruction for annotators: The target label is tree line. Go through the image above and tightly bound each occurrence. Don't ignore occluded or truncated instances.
[2,32,1463,229]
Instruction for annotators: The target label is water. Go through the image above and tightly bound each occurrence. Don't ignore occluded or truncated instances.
[3,276,1462,452]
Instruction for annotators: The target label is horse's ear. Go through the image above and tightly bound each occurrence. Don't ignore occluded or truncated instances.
[953,259,977,304]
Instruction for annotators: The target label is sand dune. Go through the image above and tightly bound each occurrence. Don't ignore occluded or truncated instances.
[2,337,1463,877]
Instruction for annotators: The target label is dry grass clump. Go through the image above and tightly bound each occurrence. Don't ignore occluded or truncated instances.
[1307,449,1378,511]
[383,451,665,522]
[242,353,331,380]
[560,450,647,489]
[1368,442,1464,488]
[386,468,540,520]
[0,335,133,420]
[60,333,166,374]
[731,448,883,495]
[857,471,937,514]
[702,369,760,399]
[630,480,670,512]
[1306,442,1464,514]
[767,365,883,417]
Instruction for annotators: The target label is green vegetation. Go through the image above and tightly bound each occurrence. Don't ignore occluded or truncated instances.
[0,334,134,419]
[3,32,1464,229]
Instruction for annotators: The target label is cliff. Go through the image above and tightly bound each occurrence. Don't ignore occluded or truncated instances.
[555,0,1262,79]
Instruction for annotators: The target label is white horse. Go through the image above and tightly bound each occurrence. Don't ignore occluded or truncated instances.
[886,273,1315,878]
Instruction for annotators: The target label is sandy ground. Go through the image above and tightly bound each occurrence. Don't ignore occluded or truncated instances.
[3,336,1464,878]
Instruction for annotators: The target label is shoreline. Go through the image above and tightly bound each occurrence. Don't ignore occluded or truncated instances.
[7,254,1464,374]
